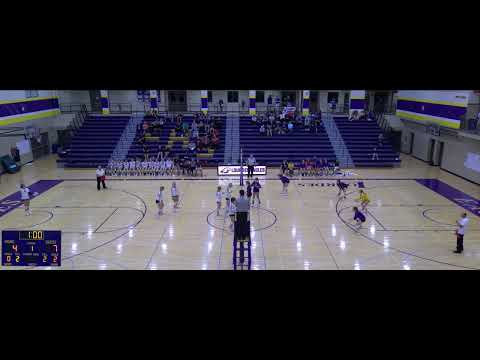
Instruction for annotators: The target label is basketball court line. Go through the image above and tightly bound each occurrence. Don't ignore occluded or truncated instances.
[2,210,54,230]
[333,189,480,270]
[144,228,168,270]
[365,208,387,230]
[292,180,343,270]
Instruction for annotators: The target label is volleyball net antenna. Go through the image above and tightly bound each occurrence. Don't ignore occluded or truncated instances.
[239,147,244,187]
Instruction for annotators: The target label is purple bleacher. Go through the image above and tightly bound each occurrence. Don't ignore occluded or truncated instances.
[334,116,400,167]
[239,116,336,167]
[126,115,225,165]
[65,115,130,168]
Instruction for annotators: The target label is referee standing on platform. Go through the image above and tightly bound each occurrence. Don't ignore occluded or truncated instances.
[247,154,256,179]
[235,189,251,241]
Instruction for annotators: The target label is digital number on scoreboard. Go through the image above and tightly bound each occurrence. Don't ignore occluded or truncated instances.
[2,231,61,267]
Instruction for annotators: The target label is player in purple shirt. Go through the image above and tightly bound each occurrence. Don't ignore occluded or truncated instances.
[353,207,366,229]
[252,178,262,206]
[278,173,290,194]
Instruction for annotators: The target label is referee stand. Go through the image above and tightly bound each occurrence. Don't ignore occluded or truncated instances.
[232,220,251,270]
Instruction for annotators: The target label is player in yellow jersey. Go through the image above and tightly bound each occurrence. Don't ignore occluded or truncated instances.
[356,189,370,211]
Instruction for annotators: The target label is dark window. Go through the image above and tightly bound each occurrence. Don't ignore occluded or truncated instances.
[227,91,239,103]
[256,91,265,103]
[327,92,339,103]
[208,91,213,103]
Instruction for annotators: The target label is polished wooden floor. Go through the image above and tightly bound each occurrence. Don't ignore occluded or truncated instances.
[1,154,479,270]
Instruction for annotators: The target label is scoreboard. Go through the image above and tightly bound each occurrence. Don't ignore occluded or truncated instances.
[2,230,61,267]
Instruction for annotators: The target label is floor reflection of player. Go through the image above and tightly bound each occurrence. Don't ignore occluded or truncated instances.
[352,207,366,229]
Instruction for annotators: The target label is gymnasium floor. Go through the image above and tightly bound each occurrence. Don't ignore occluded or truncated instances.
[1,154,479,270]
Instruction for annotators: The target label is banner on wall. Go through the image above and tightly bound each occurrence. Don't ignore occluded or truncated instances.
[396,90,469,129]
[201,90,208,114]
[218,165,267,176]
[349,90,366,115]
[302,90,310,116]
[150,90,158,111]
[249,90,256,115]
[100,90,109,115]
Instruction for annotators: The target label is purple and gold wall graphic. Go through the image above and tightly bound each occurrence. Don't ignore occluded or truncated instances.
[350,90,365,115]
[100,90,109,115]
[201,90,208,114]
[0,97,60,126]
[396,91,469,129]
[150,90,158,111]
[249,90,256,116]
[302,90,310,116]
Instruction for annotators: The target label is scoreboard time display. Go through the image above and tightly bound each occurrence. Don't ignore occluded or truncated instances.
[2,230,61,267]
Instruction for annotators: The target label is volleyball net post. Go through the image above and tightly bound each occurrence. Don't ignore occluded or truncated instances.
[239,148,244,187]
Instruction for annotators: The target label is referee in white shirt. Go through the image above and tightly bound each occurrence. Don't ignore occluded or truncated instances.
[454,212,469,254]
[96,165,107,191]
[247,154,256,179]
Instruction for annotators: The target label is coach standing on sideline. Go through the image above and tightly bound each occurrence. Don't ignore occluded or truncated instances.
[96,165,107,191]
[247,154,256,179]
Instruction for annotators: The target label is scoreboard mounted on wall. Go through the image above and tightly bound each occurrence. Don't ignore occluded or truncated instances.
[2,230,61,267]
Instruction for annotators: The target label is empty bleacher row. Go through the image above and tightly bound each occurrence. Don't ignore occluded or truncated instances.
[334,116,400,167]
[239,116,336,166]
[126,115,225,166]
[65,115,130,168]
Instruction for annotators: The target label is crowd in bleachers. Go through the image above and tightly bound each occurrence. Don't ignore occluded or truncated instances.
[348,110,376,122]
[136,112,221,156]
[252,110,323,136]
[103,111,226,177]
[280,158,341,177]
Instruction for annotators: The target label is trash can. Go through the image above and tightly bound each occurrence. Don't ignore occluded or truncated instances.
[52,144,59,154]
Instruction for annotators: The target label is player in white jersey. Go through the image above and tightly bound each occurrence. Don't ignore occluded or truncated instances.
[20,184,32,216]
[225,183,233,209]
[127,159,135,176]
[171,182,179,210]
[156,186,165,215]
[116,160,122,176]
[140,160,147,176]
[150,160,156,176]
[107,160,114,176]
[159,159,166,176]
[216,186,222,216]
[228,197,237,231]
[146,160,152,175]
[166,159,173,176]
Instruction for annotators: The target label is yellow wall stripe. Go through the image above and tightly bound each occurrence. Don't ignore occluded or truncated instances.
[0,96,59,105]
[397,97,467,108]
[0,109,61,126]
[396,110,460,129]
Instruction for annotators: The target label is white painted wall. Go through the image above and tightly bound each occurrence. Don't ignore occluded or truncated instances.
[57,90,90,106]
[0,90,57,101]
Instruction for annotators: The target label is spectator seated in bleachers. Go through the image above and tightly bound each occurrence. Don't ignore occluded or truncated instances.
[358,111,367,121]
[259,124,266,135]
[368,111,375,122]
[349,111,359,121]
[287,121,294,133]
